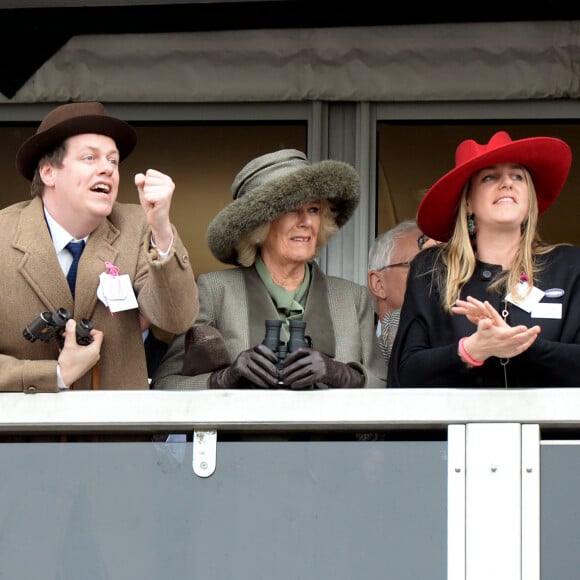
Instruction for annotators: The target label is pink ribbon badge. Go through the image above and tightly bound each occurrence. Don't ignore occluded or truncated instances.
[104,261,120,276]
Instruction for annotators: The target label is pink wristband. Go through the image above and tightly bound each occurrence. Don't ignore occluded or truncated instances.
[458,337,484,368]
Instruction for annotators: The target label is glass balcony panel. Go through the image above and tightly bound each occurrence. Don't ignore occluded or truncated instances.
[0,438,446,580]
[541,441,580,578]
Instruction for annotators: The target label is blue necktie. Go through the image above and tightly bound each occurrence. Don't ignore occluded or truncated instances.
[66,240,85,296]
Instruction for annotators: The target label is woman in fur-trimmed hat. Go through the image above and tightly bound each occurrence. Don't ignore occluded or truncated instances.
[388,131,580,388]
[153,149,386,390]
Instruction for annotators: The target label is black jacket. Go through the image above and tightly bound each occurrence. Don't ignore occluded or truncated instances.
[388,245,580,388]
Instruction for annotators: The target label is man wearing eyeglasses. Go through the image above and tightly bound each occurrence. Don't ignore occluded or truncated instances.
[368,219,437,367]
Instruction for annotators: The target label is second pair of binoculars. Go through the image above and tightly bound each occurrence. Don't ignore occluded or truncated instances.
[23,308,94,349]
[262,319,312,387]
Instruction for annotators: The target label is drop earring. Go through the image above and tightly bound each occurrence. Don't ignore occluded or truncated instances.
[467,212,476,236]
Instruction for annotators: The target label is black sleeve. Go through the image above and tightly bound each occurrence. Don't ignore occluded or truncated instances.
[387,249,476,388]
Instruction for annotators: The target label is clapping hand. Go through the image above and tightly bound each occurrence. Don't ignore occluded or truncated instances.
[452,296,506,328]
[452,296,541,361]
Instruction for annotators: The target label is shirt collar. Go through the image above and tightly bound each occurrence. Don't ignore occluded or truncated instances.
[43,206,88,252]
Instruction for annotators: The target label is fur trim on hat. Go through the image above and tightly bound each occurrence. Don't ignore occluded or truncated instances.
[207,153,360,265]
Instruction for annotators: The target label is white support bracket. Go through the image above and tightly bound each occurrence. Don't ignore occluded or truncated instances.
[192,429,217,478]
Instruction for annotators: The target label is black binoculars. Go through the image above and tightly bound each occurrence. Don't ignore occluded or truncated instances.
[262,319,311,387]
[23,308,94,349]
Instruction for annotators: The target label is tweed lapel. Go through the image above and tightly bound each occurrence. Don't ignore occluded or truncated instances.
[13,198,123,317]
[245,267,279,347]
[13,197,72,312]
[74,219,120,316]
[302,262,335,356]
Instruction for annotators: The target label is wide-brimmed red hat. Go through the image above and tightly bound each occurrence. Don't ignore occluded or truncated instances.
[16,101,137,181]
[417,131,572,242]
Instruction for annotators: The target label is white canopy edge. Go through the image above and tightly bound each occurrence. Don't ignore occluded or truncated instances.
[4,20,580,104]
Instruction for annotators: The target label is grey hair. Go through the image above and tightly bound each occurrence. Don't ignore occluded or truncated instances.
[368,219,419,271]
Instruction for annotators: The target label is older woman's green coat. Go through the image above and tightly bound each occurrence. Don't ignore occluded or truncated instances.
[153,262,386,389]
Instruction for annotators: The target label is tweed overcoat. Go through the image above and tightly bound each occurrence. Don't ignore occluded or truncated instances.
[0,196,198,392]
[152,262,386,389]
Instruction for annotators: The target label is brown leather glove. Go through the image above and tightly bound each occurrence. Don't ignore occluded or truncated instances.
[279,347,364,389]
[208,344,279,389]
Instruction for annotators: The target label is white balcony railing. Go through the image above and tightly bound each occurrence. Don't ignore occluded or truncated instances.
[0,388,579,580]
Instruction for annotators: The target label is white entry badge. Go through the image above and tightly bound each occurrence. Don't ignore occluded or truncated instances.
[97,272,138,312]
[504,281,544,313]
[531,303,562,319]
[505,281,562,319]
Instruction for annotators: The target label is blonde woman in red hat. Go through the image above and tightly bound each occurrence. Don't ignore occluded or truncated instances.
[153,149,385,390]
[387,131,579,388]
[0,102,198,392]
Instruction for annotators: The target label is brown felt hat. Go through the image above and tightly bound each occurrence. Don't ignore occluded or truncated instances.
[16,101,137,181]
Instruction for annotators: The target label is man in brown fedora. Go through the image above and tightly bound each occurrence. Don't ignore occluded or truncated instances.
[0,101,198,392]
